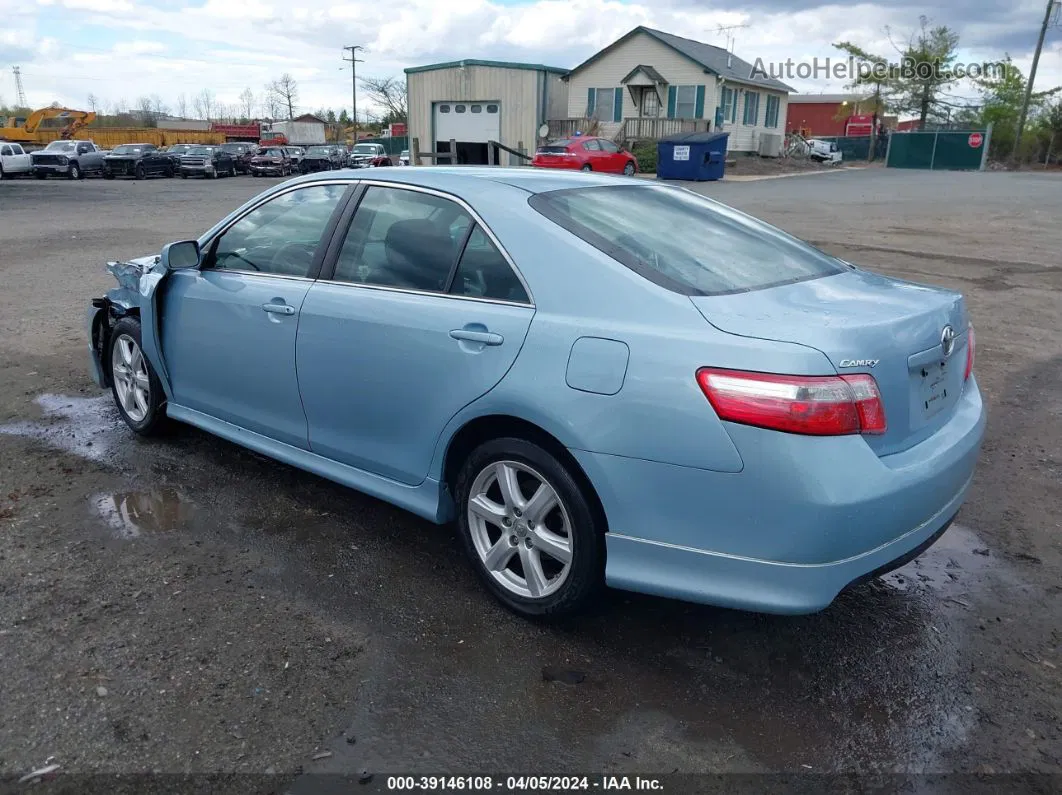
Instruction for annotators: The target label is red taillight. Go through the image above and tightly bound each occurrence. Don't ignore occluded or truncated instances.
[964,324,975,381]
[696,368,887,436]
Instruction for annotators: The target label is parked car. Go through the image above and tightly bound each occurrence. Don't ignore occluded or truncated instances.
[31,140,105,179]
[299,145,339,173]
[219,142,255,174]
[0,142,32,179]
[86,169,984,620]
[103,143,175,179]
[532,136,638,175]
[163,144,197,169]
[178,146,237,179]
[283,146,305,167]
[399,149,410,166]
[348,142,392,168]
[808,139,843,164]
[250,146,293,177]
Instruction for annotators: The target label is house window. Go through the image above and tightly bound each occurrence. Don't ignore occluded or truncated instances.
[675,85,696,118]
[593,88,614,121]
[765,95,780,128]
[642,89,659,117]
[743,91,760,125]
[720,87,737,123]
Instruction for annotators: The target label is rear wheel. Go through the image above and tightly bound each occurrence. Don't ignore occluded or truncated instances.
[109,316,167,436]
[455,438,605,619]
[580,163,592,172]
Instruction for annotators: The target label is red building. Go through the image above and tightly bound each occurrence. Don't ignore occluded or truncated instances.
[786,94,864,136]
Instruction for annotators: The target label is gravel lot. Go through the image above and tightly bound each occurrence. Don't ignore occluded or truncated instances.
[1,169,1060,791]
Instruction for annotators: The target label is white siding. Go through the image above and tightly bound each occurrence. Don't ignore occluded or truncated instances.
[719,86,788,153]
[564,30,789,153]
[407,65,568,163]
[566,32,714,122]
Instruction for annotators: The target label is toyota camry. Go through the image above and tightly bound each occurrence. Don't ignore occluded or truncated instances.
[86,168,985,619]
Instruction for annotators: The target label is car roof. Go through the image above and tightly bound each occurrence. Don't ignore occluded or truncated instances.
[284,166,631,195]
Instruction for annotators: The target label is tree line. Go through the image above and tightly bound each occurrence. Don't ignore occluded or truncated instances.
[1,73,408,130]
[835,15,1062,163]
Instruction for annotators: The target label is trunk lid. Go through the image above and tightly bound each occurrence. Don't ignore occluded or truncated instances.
[690,270,970,456]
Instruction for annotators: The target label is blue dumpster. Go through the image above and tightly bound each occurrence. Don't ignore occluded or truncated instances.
[656,131,730,181]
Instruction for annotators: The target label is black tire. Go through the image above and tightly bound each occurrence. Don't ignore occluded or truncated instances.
[454,437,605,619]
[180,172,187,179]
[68,163,81,180]
[135,163,145,180]
[103,172,115,180]
[166,165,175,178]
[623,161,636,176]
[230,163,237,177]
[108,316,167,436]
[35,172,46,179]
[581,163,592,172]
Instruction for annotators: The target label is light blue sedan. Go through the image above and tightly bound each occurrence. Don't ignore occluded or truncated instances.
[87,168,985,619]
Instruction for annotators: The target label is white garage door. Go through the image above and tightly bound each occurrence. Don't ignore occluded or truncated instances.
[434,101,500,144]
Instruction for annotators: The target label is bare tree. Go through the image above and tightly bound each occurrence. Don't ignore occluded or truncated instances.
[262,86,281,120]
[267,73,299,120]
[238,87,256,120]
[193,88,216,121]
[136,96,156,125]
[87,93,100,113]
[150,94,167,119]
[176,93,187,118]
[358,76,407,124]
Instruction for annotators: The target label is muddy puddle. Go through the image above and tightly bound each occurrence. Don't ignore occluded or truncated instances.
[92,488,197,538]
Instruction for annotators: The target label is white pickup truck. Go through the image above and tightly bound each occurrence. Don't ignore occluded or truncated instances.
[0,142,32,179]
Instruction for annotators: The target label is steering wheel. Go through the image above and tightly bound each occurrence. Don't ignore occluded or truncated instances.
[270,242,315,275]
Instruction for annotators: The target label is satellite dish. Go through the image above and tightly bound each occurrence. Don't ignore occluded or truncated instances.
[538,123,550,138]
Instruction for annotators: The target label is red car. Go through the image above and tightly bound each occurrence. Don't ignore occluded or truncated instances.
[531,136,638,175]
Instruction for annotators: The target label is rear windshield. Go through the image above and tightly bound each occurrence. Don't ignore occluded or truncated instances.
[528,185,848,296]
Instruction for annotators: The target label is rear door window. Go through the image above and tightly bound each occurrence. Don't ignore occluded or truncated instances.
[449,225,529,303]
[529,185,847,295]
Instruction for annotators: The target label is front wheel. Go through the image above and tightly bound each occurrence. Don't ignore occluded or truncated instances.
[135,163,145,180]
[68,164,81,180]
[623,161,636,176]
[580,163,592,172]
[109,316,167,435]
[455,438,605,619]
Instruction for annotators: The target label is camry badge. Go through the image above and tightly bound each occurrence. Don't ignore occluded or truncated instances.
[839,359,879,368]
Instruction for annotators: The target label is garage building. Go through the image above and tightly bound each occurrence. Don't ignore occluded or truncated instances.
[405,59,569,166]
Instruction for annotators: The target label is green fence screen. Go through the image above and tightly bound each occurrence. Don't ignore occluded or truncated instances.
[886,129,990,170]
[359,136,408,156]
[814,135,888,161]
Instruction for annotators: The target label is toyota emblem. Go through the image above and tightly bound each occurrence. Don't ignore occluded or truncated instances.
[940,325,957,357]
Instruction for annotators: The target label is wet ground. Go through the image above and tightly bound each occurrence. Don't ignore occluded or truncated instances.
[1,172,1061,791]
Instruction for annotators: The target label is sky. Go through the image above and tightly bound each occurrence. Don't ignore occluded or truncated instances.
[1,0,1060,119]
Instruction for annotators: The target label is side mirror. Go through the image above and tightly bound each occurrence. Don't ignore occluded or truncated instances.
[161,240,200,271]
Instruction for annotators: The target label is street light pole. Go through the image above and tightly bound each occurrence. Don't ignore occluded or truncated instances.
[1013,0,1058,160]
[343,45,365,143]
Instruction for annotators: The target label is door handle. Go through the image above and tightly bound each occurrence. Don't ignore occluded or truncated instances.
[449,329,504,346]
[262,302,295,316]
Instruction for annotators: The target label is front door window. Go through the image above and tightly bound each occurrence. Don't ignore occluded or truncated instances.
[642,89,660,118]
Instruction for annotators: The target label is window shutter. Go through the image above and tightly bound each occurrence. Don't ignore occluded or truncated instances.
[587,88,596,117]
[614,87,623,123]
[694,85,705,119]
[667,86,676,119]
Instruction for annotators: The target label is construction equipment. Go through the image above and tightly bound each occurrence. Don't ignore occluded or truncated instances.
[0,107,97,144]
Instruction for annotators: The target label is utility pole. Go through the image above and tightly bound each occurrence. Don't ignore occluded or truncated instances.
[1013,0,1059,159]
[343,46,365,143]
[13,66,27,107]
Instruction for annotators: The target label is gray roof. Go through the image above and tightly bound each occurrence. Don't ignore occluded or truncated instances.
[405,59,569,76]
[568,26,794,93]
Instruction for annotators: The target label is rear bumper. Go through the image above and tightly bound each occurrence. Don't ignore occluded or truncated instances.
[532,160,580,170]
[575,378,986,614]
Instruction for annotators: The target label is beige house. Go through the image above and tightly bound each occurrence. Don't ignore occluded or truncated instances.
[560,26,793,153]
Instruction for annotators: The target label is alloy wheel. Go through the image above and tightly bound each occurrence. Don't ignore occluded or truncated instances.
[111,334,151,422]
[467,460,574,599]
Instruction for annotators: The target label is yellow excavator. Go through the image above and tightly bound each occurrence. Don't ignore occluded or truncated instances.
[0,107,97,144]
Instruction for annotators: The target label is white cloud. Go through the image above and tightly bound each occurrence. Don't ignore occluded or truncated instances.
[5,0,1061,120]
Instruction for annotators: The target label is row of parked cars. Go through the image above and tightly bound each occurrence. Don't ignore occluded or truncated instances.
[0,140,410,181]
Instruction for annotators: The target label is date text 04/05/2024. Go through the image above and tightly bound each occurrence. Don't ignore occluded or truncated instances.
[385,776,665,791]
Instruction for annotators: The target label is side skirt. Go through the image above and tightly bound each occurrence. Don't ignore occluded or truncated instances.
[165,403,451,524]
